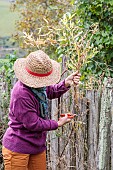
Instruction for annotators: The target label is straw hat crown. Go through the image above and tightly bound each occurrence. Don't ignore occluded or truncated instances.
[26,50,53,74]
[14,50,61,88]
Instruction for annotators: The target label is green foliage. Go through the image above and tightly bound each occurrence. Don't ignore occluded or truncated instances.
[53,0,113,86]
[0,52,17,115]
[74,0,113,78]
[55,12,99,85]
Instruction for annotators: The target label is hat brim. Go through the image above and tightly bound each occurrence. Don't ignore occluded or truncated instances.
[14,58,61,88]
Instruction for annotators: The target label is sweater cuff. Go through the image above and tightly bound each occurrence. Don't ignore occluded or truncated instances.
[50,120,58,130]
[63,80,71,90]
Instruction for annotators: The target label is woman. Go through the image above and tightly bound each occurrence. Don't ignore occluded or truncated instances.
[2,50,81,170]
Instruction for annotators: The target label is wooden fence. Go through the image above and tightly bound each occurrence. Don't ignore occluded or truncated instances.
[46,78,113,170]
[0,61,113,170]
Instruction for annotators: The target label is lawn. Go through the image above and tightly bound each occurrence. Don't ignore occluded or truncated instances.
[0,0,19,37]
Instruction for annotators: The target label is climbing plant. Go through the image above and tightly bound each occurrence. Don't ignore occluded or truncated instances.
[73,0,113,78]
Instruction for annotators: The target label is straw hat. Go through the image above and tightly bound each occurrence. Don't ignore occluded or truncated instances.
[14,50,61,88]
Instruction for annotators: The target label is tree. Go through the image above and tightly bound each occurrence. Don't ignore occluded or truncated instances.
[13,0,72,53]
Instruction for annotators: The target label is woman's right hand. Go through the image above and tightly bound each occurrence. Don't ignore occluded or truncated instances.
[57,113,75,127]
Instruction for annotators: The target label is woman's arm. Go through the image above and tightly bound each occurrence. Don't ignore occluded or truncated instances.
[10,97,75,131]
[46,71,81,99]
[11,97,58,132]
[46,80,70,99]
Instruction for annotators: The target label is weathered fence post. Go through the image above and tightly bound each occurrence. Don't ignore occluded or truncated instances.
[97,79,113,170]
[111,105,113,170]
[86,90,100,170]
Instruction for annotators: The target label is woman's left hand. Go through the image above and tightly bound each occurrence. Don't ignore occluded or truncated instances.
[65,71,81,87]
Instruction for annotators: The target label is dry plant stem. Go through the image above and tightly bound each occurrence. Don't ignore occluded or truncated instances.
[58,126,73,162]
[57,118,82,166]
[74,85,80,114]
[72,27,95,111]
[61,68,68,77]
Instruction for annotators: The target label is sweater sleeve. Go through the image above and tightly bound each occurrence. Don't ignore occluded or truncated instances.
[46,80,70,99]
[12,98,58,132]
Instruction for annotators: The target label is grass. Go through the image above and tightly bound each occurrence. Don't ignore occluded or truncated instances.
[0,0,19,37]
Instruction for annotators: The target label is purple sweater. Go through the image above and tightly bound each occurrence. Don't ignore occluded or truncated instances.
[2,80,69,154]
